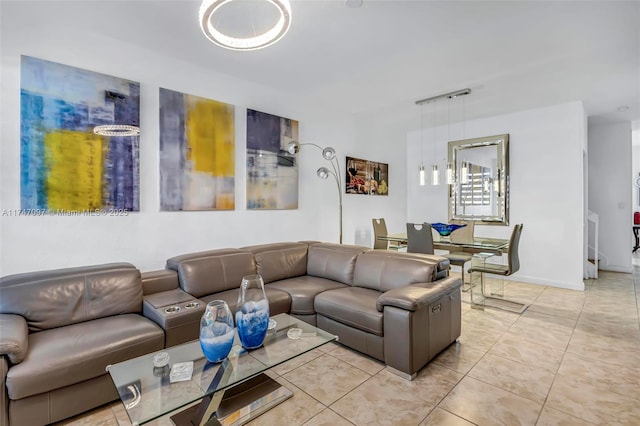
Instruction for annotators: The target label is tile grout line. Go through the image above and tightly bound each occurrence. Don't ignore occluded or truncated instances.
[533,290,586,425]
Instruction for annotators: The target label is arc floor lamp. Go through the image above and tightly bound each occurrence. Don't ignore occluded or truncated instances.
[288,141,343,244]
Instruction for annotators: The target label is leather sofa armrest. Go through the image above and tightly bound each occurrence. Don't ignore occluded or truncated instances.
[376,276,462,312]
[0,314,29,364]
[142,269,179,295]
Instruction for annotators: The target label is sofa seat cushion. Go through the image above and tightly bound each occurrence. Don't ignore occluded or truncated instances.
[314,287,383,336]
[268,276,348,315]
[6,314,164,400]
[200,287,291,317]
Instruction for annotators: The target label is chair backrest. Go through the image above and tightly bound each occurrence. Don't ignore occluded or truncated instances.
[450,219,475,244]
[507,224,523,275]
[406,222,434,254]
[372,218,389,249]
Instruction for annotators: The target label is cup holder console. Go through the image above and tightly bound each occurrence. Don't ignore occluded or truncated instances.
[163,301,201,315]
[164,306,181,314]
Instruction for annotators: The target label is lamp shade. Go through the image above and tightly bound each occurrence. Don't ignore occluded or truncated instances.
[446,162,454,185]
[322,147,336,160]
[431,164,440,186]
[287,141,299,155]
[460,161,469,184]
[317,167,330,180]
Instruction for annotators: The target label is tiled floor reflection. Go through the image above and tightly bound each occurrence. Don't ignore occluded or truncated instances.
[57,267,640,426]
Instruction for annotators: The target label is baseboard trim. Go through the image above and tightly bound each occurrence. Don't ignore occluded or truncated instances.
[599,265,633,273]
[504,274,585,291]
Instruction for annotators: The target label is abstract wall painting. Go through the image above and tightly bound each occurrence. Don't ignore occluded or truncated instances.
[20,56,140,212]
[345,156,389,196]
[159,88,235,211]
[246,109,298,209]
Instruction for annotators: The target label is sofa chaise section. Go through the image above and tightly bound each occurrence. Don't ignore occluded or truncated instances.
[315,251,461,379]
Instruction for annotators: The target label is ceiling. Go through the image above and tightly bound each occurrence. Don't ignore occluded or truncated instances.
[9,0,640,128]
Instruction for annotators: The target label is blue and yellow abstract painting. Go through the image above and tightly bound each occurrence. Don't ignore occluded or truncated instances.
[20,56,140,212]
[246,109,298,210]
[159,88,235,211]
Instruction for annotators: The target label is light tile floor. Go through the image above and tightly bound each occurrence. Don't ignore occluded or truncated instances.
[57,266,640,426]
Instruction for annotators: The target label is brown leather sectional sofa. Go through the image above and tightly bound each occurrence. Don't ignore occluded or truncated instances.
[0,241,461,426]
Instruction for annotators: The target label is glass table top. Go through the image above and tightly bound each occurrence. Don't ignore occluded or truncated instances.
[107,313,337,425]
[380,233,509,251]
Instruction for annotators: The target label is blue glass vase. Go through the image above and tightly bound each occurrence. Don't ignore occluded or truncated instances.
[236,274,270,350]
[199,300,235,363]
[431,222,467,237]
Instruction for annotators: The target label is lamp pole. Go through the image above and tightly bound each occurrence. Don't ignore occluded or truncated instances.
[288,142,343,244]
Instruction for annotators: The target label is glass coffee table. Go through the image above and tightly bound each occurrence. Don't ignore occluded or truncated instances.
[107,313,337,426]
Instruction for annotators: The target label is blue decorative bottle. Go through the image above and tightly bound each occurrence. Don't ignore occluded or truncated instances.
[236,275,270,349]
[199,300,235,363]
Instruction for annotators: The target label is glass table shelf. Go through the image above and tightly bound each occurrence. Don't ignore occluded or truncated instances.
[107,313,337,426]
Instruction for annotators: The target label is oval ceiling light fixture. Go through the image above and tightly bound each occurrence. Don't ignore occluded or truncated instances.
[199,0,292,51]
[93,125,140,137]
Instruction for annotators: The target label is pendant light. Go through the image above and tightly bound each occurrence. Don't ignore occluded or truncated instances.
[446,97,455,185]
[460,161,469,184]
[419,104,426,186]
[431,99,440,186]
[431,164,440,185]
[446,163,455,185]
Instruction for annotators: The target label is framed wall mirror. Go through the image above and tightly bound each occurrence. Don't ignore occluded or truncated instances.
[448,134,509,225]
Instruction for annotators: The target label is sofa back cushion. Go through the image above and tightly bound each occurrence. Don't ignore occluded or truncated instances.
[241,242,308,284]
[0,263,142,332]
[166,249,256,297]
[307,243,368,285]
[353,252,436,292]
[365,250,449,279]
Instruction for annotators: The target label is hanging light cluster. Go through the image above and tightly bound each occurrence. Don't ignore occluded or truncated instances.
[415,88,471,187]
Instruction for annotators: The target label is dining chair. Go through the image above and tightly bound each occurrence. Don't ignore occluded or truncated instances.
[469,224,522,276]
[406,222,434,254]
[468,224,526,313]
[444,220,475,290]
[372,218,405,250]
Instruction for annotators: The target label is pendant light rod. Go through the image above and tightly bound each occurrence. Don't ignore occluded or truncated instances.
[415,88,471,106]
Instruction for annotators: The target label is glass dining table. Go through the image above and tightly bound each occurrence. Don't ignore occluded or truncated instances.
[379,233,509,255]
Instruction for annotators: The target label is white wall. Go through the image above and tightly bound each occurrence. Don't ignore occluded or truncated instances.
[0,3,358,275]
[346,113,408,247]
[407,102,586,290]
[633,121,640,212]
[588,121,633,272]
